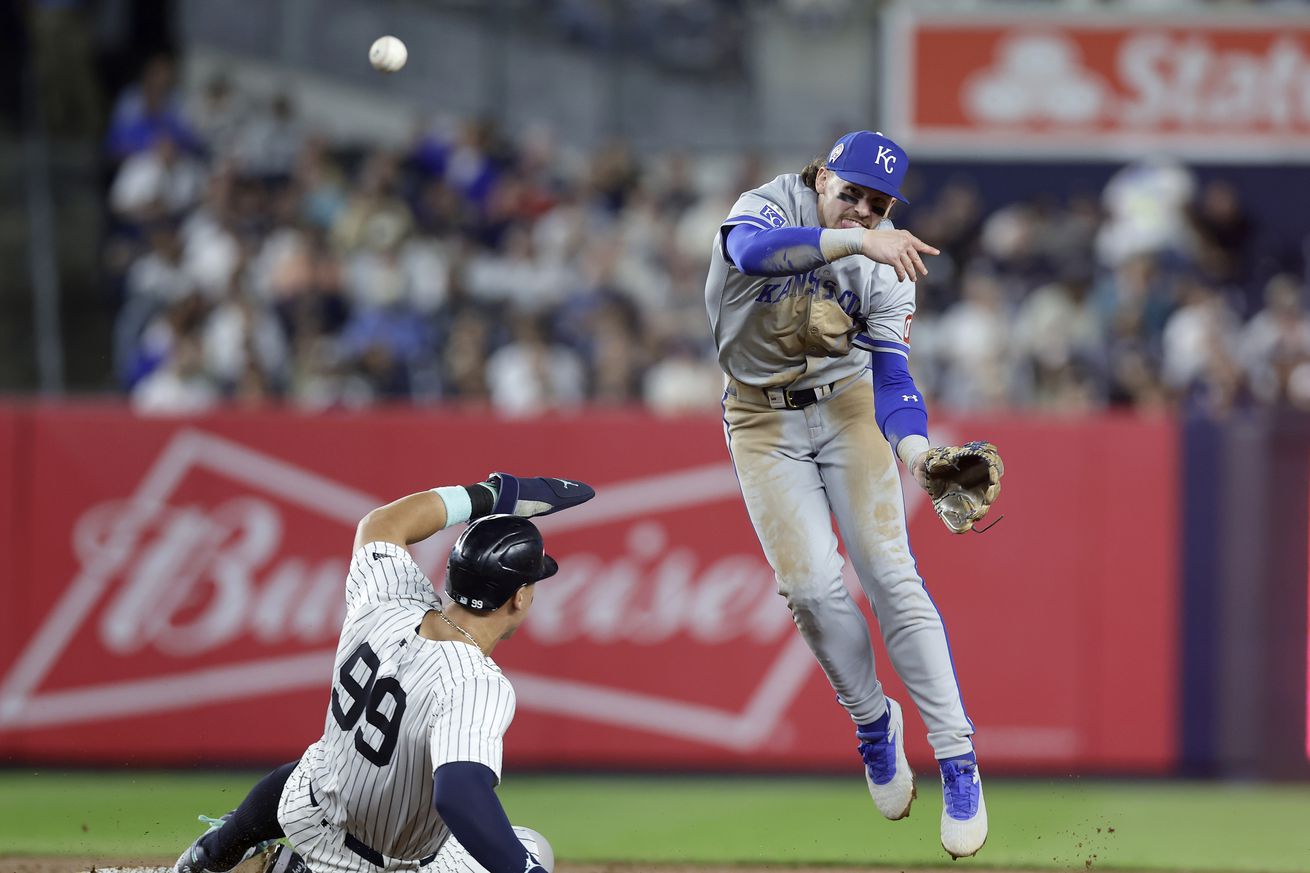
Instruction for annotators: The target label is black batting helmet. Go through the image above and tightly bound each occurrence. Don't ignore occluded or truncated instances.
[446,514,559,611]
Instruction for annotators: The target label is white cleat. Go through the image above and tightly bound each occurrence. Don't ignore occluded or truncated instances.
[855,698,916,820]
[939,757,988,858]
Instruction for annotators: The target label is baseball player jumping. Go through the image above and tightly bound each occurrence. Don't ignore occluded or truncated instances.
[705,130,1003,858]
[170,472,594,873]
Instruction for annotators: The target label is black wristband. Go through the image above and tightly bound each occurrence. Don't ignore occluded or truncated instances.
[463,483,495,520]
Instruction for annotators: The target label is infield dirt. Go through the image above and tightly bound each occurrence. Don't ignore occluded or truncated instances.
[0,862,1171,873]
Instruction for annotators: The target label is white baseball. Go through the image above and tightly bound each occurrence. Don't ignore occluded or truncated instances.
[369,35,407,73]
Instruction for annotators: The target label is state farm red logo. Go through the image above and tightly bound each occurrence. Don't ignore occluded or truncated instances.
[0,429,943,750]
[962,30,1310,131]
[895,15,1310,154]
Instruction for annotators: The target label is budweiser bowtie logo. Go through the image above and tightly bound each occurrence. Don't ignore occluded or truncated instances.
[2,428,940,750]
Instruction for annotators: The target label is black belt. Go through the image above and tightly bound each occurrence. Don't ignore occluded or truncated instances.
[310,782,436,867]
[342,829,437,867]
[769,384,830,409]
[729,376,850,410]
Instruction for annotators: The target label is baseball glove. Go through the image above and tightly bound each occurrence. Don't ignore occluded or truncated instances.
[916,441,1004,534]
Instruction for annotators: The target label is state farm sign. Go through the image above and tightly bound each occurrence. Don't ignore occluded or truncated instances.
[887,11,1310,159]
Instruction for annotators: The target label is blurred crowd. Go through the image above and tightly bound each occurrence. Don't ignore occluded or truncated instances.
[104,57,1310,418]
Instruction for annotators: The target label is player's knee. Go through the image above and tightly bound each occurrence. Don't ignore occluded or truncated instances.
[514,825,554,873]
[778,578,835,617]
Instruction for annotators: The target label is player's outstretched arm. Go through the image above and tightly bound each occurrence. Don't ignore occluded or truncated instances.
[353,474,595,551]
[726,223,938,282]
[434,762,548,873]
[354,490,449,551]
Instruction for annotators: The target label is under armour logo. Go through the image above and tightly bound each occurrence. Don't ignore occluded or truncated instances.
[875,145,897,174]
[556,479,578,489]
[902,394,919,402]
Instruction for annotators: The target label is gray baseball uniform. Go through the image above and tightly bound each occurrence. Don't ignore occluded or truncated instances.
[705,172,974,759]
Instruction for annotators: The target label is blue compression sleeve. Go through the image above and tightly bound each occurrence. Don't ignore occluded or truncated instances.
[725,223,827,277]
[433,762,545,873]
[870,349,929,449]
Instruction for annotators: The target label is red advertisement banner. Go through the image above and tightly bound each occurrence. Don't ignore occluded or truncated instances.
[0,406,1178,772]
[0,408,19,715]
[888,11,1310,159]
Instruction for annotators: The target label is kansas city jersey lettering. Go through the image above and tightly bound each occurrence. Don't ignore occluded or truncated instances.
[753,269,860,314]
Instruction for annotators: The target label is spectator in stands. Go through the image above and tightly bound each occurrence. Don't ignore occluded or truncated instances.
[643,336,722,414]
[1096,157,1197,269]
[178,164,243,300]
[231,92,304,182]
[1241,273,1310,407]
[1189,178,1255,306]
[486,313,586,416]
[188,73,247,160]
[115,223,195,385]
[934,269,1013,410]
[332,150,413,254]
[586,298,646,405]
[132,330,219,415]
[110,132,207,228]
[1161,277,1245,414]
[439,305,494,403]
[202,273,290,396]
[337,280,432,401]
[1011,271,1106,411]
[106,54,198,160]
[263,224,350,342]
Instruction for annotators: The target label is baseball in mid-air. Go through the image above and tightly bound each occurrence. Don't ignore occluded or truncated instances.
[369,35,407,73]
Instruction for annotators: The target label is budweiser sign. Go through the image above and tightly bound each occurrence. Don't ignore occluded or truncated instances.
[888,11,1310,158]
[0,408,1183,772]
[0,427,929,760]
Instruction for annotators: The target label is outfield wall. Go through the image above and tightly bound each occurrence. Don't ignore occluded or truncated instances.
[0,403,1185,773]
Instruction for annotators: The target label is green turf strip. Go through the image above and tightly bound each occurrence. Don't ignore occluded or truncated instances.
[1,772,1308,872]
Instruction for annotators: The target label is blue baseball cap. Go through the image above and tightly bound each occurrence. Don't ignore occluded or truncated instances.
[824,130,910,204]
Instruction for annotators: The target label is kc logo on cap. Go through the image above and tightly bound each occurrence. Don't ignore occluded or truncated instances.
[824,130,910,204]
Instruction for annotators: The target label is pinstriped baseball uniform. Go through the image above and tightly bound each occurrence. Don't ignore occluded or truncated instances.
[277,541,518,873]
[706,173,974,759]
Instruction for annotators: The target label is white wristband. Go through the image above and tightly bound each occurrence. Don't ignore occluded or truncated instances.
[820,227,864,262]
[431,486,472,528]
[896,434,931,470]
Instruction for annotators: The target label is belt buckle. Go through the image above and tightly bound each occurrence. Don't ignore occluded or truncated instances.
[765,388,789,410]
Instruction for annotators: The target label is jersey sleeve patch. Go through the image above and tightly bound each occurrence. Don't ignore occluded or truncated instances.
[346,542,438,614]
[429,671,516,782]
[859,270,917,356]
[725,192,791,231]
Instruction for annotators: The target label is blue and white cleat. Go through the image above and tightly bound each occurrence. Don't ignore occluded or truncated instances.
[488,473,595,518]
[856,697,916,820]
[939,756,988,858]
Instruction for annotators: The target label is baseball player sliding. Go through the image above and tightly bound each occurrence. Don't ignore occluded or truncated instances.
[705,130,1003,859]
[170,473,595,873]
